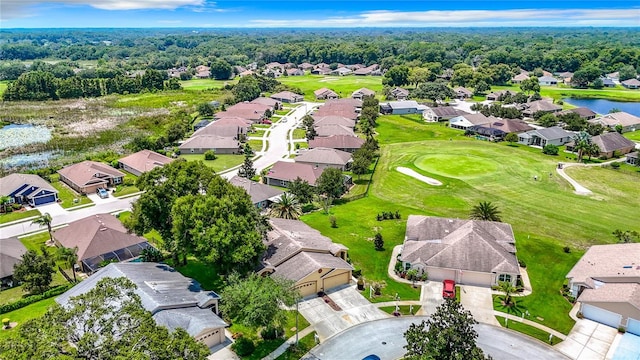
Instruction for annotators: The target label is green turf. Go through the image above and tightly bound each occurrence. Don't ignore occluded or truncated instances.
[248,139,263,151]
[375,115,467,145]
[495,316,563,346]
[292,129,306,140]
[0,298,56,340]
[623,131,640,142]
[114,171,139,197]
[179,78,238,90]
[252,129,267,138]
[180,154,244,172]
[415,154,499,179]
[48,174,93,209]
[274,331,317,360]
[278,75,383,101]
[379,305,422,315]
[0,209,40,225]
[0,81,8,96]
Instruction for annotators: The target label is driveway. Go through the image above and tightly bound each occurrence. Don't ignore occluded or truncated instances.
[612,332,640,360]
[305,317,568,360]
[298,285,388,341]
[555,319,619,360]
[417,281,444,315]
[460,285,500,326]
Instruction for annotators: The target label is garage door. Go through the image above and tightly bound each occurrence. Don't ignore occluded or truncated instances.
[322,272,350,292]
[34,194,56,206]
[627,318,640,336]
[199,328,223,347]
[295,281,318,297]
[426,267,456,282]
[582,304,622,328]
[461,271,493,287]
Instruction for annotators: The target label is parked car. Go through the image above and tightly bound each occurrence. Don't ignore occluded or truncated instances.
[443,279,456,299]
[262,119,272,125]
[96,188,109,199]
[362,355,381,360]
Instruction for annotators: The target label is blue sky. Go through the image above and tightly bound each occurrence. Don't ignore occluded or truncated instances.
[1,1,639,28]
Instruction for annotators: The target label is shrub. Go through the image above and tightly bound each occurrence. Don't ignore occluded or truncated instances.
[542,144,559,155]
[260,326,283,340]
[140,247,164,262]
[352,269,362,278]
[11,203,22,210]
[374,232,384,251]
[563,246,571,253]
[576,312,584,319]
[406,268,418,281]
[232,336,255,356]
[0,284,72,314]
[376,213,382,221]
[394,261,404,273]
[618,327,626,333]
[610,162,621,169]
[329,215,337,228]
[518,259,527,268]
[123,177,135,187]
[204,150,217,160]
[395,211,401,219]
[372,281,385,295]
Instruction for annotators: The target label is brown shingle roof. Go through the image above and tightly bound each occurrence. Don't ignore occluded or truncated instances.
[250,97,279,108]
[352,88,375,97]
[579,283,640,311]
[488,119,534,133]
[308,135,365,150]
[270,91,303,102]
[315,124,356,137]
[58,161,124,188]
[118,150,173,175]
[0,237,27,278]
[179,135,240,151]
[314,88,338,98]
[53,213,147,261]
[295,147,352,167]
[313,115,356,128]
[266,161,324,185]
[229,176,283,205]
[591,132,636,153]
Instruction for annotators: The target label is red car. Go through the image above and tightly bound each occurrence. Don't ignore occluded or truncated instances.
[262,119,272,125]
[443,279,456,299]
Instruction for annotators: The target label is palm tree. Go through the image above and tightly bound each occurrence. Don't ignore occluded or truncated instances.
[32,212,53,241]
[469,201,502,222]
[268,193,302,220]
[586,143,601,161]
[572,131,592,163]
[498,281,517,306]
[56,246,78,282]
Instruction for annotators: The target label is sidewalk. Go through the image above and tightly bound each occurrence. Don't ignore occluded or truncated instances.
[262,326,315,360]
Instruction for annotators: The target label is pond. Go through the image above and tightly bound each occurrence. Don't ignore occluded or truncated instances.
[0,151,58,170]
[0,124,52,150]
[562,98,640,117]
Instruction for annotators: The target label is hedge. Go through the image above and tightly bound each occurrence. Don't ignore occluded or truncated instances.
[0,284,73,315]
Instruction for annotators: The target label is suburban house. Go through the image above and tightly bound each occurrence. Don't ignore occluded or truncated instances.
[315,124,356,137]
[388,87,410,100]
[56,263,228,347]
[621,78,640,89]
[311,67,332,75]
[486,119,534,134]
[400,215,520,287]
[313,115,356,129]
[0,237,27,288]
[449,113,497,130]
[606,72,620,81]
[511,73,530,84]
[251,97,281,109]
[179,135,240,154]
[353,64,379,76]
[238,70,254,77]
[589,112,640,133]
[453,87,473,99]
[229,176,283,209]
[351,88,376,100]
[266,62,285,71]
[298,62,314,71]
[53,213,153,273]
[58,161,124,195]
[601,78,616,88]
[193,119,210,132]
[538,76,559,86]
[270,91,304,103]
[214,103,269,123]
[566,243,640,334]
[286,68,305,76]
[589,132,637,158]
[380,100,427,115]
[557,107,597,120]
[314,88,340,100]
[258,218,353,297]
[308,135,365,153]
[517,126,574,147]
[0,173,59,206]
[422,106,469,122]
[118,150,173,176]
[521,100,562,117]
[207,116,253,134]
[195,65,211,79]
[167,66,187,78]
[332,67,352,76]
[264,161,324,187]
[295,147,353,170]
[485,90,517,101]
[626,152,638,165]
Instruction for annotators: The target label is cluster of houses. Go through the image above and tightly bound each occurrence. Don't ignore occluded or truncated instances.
[510,69,640,89]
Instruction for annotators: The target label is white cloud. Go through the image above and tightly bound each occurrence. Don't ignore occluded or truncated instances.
[249,8,640,27]
[1,0,206,20]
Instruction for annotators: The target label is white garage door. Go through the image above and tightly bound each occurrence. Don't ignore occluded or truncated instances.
[296,281,318,297]
[461,271,493,287]
[322,272,350,292]
[627,318,640,336]
[582,304,622,329]
[200,328,223,347]
[426,267,456,282]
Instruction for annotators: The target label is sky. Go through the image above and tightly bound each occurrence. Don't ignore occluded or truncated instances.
[1,1,639,28]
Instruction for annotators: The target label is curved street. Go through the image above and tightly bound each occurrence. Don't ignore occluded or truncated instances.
[305,317,568,360]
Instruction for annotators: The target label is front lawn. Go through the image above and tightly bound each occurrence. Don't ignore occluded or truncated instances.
[275,331,317,360]
[179,154,244,173]
[0,209,40,225]
[114,171,139,197]
[292,129,306,140]
[248,139,263,151]
[495,316,563,346]
[49,174,93,209]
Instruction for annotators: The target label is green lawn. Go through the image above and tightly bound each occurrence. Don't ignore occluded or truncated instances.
[0,81,8,96]
[114,171,140,197]
[623,130,640,142]
[292,129,306,140]
[375,115,467,145]
[278,75,383,101]
[252,129,267,138]
[48,174,93,209]
[379,305,422,316]
[0,209,40,225]
[495,316,563,346]
[248,139,264,151]
[180,154,244,172]
[179,78,238,90]
[274,331,317,360]
[0,298,56,340]
[117,211,164,247]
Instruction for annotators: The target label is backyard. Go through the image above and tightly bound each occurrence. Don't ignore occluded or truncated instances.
[180,153,245,173]
[278,75,383,101]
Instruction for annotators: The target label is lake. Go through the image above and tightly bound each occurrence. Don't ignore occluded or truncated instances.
[562,98,640,117]
[0,124,52,150]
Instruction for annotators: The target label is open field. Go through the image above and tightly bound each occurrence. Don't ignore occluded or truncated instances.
[179,154,244,173]
[0,209,40,225]
[180,78,238,90]
[279,75,383,101]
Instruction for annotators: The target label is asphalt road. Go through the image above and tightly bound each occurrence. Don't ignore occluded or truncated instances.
[305,317,568,360]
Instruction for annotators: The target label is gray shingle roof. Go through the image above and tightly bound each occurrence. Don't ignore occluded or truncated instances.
[229,176,284,205]
[531,126,573,140]
[566,243,640,284]
[56,262,225,337]
[179,135,240,150]
[308,135,365,150]
[118,150,173,175]
[591,132,636,153]
[578,283,640,312]
[295,147,352,167]
[0,173,57,198]
[402,216,519,274]
[274,251,353,282]
[0,237,27,279]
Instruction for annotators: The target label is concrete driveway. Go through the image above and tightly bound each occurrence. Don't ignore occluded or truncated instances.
[555,319,618,360]
[306,317,568,360]
[460,285,500,326]
[417,281,444,315]
[298,285,387,341]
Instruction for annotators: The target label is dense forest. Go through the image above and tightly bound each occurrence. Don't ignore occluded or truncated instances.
[1,28,639,75]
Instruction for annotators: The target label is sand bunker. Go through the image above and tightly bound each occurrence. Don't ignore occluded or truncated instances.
[397,167,442,186]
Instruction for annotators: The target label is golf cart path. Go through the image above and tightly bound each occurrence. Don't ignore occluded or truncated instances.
[556,158,627,196]
[396,167,442,186]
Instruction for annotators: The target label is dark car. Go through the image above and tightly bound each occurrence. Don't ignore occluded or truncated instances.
[362,355,381,360]
[96,188,109,199]
[443,279,456,299]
